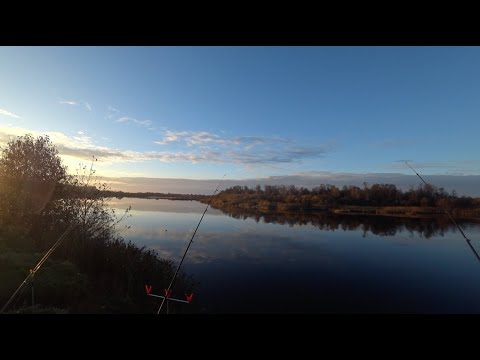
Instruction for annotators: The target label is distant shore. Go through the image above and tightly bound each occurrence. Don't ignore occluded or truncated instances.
[104,191,480,220]
[297,205,480,220]
[204,201,480,221]
[103,185,480,221]
[200,184,480,221]
[101,190,208,201]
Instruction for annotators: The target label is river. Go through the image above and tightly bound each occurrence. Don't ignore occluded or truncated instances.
[109,198,480,313]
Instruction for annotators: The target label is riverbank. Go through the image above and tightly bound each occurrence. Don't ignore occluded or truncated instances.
[0,226,195,313]
[329,205,480,219]
[108,190,480,220]
[101,190,207,201]
[203,198,480,221]
[197,184,480,221]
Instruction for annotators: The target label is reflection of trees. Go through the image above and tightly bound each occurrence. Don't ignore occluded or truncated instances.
[216,206,477,239]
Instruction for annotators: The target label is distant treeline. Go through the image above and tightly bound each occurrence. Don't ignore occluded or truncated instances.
[99,190,207,201]
[45,184,206,201]
[206,184,480,216]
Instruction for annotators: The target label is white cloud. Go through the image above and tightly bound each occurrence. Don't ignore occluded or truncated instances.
[185,131,224,145]
[0,125,208,165]
[59,100,79,106]
[153,129,331,165]
[0,125,124,165]
[0,108,20,119]
[137,119,152,127]
[116,116,153,128]
[59,99,92,112]
[106,106,120,120]
[0,125,331,169]
[154,130,286,147]
[108,106,154,130]
[154,130,189,145]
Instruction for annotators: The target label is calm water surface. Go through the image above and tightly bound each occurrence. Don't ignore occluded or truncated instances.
[110,198,480,313]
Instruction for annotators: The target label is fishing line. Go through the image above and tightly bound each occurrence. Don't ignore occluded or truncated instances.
[405,161,480,263]
[0,221,77,313]
[1,159,128,313]
[157,174,226,314]
[10,277,29,310]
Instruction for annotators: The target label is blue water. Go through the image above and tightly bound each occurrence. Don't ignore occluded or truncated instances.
[110,198,480,313]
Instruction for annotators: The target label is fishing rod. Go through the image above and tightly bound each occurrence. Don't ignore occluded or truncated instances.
[157,174,226,314]
[0,220,77,313]
[1,158,130,313]
[405,161,480,263]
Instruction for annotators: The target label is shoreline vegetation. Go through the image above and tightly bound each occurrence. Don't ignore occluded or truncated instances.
[107,184,480,221]
[203,184,480,220]
[0,135,194,314]
[102,190,206,201]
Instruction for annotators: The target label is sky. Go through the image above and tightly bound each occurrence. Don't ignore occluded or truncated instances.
[1,47,480,194]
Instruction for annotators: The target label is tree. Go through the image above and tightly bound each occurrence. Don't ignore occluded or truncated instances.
[58,158,131,265]
[0,135,130,253]
[0,134,193,313]
[0,134,67,224]
[0,134,66,182]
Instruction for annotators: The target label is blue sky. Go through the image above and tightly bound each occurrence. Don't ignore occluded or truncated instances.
[1,47,480,192]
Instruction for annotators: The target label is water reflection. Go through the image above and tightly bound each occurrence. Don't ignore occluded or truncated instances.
[109,197,224,215]
[110,198,480,313]
[216,206,480,239]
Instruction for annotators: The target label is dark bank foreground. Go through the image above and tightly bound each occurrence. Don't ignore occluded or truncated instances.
[0,135,194,314]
